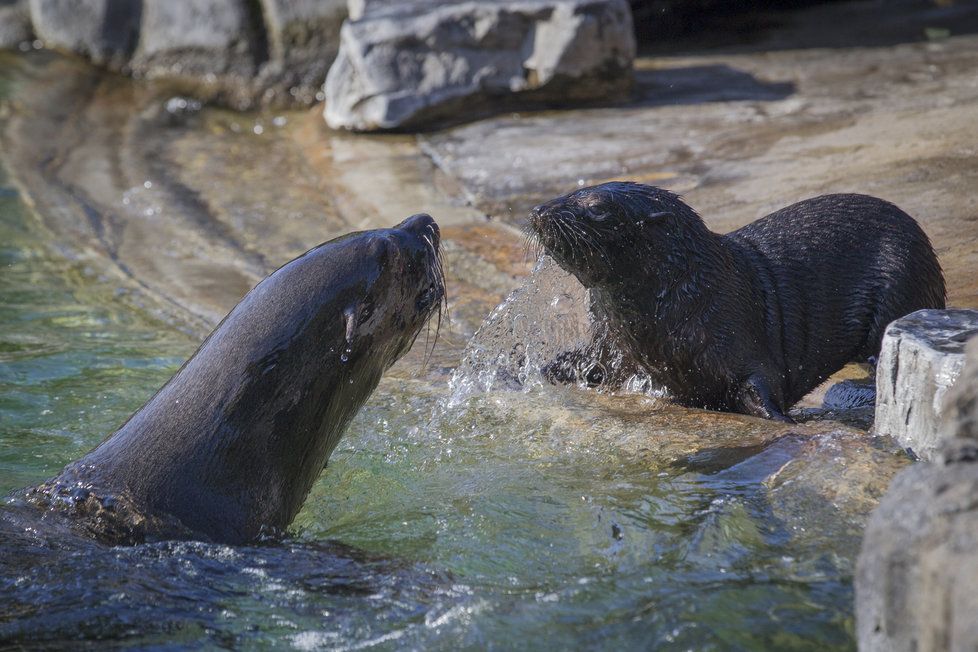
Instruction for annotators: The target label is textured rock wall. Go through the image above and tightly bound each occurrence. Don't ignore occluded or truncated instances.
[874,309,978,461]
[858,336,978,651]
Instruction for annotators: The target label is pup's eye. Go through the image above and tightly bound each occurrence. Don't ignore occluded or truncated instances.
[417,284,439,312]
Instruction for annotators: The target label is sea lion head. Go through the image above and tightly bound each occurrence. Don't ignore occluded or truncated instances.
[333,213,446,371]
[528,182,704,288]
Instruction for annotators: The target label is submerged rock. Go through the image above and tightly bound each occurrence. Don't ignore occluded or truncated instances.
[323,0,636,131]
[873,308,978,461]
[0,0,32,49]
[857,337,978,652]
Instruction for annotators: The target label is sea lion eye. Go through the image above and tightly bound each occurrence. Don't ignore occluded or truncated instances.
[590,211,612,222]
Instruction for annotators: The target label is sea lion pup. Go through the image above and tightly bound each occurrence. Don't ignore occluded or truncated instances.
[529,182,945,422]
[18,214,445,545]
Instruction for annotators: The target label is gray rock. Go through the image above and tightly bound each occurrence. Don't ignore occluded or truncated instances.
[131,0,257,80]
[857,337,978,651]
[254,0,347,105]
[324,0,636,131]
[943,336,978,441]
[28,0,139,66]
[874,308,978,461]
[0,0,32,50]
[856,435,978,652]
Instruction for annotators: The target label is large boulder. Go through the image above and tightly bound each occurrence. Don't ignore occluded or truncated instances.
[874,308,978,461]
[324,0,636,131]
[28,0,139,66]
[0,0,32,49]
[857,337,978,652]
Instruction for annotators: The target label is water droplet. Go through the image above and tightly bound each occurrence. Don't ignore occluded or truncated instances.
[577,178,585,187]
[340,353,349,362]
[143,180,152,189]
[253,124,264,135]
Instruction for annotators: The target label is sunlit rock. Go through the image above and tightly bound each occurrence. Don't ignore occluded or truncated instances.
[0,0,32,49]
[857,337,978,652]
[873,308,978,461]
[324,0,636,131]
[28,0,139,66]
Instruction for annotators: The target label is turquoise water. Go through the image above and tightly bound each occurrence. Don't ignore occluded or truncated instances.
[0,165,194,494]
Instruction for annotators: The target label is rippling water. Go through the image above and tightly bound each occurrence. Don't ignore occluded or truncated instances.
[0,58,907,650]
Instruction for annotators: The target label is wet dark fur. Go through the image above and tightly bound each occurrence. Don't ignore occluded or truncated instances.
[529,182,946,421]
[16,215,445,545]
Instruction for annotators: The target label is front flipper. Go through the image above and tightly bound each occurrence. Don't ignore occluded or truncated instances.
[735,374,794,423]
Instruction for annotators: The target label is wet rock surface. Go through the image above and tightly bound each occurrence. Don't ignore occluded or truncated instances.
[874,309,978,461]
[324,0,636,131]
[419,4,978,313]
[857,338,978,652]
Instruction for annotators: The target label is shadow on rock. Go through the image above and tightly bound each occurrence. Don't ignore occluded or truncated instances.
[631,64,794,107]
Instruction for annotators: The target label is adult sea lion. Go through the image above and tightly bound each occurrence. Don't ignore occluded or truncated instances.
[529,182,945,422]
[12,214,445,544]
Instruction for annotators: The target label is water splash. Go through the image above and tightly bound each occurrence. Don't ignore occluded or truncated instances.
[447,255,658,406]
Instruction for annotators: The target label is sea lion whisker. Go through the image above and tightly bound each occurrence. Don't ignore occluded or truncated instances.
[564,220,603,262]
[521,230,541,262]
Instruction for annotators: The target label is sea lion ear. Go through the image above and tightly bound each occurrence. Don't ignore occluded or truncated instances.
[343,304,358,345]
